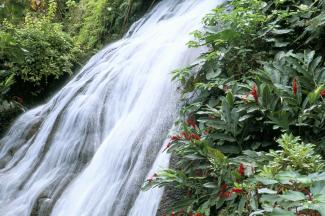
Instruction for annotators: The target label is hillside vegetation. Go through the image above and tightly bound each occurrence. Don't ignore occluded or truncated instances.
[0,0,155,134]
[146,0,325,215]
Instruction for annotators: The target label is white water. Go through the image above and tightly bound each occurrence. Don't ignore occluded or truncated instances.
[0,0,222,215]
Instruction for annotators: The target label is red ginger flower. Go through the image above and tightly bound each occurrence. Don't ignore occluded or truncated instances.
[181,131,191,140]
[293,78,298,96]
[219,183,231,198]
[251,84,258,103]
[321,90,325,97]
[220,191,232,199]
[238,163,245,176]
[190,133,201,141]
[221,183,228,190]
[231,188,243,193]
[186,118,197,128]
[170,135,181,142]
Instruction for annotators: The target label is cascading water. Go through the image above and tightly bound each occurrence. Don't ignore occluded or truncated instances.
[0,0,222,215]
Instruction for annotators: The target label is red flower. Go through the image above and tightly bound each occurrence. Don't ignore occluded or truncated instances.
[219,183,232,198]
[320,90,325,97]
[238,163,245,176]
[293,78,298,96]
[195,213,203,216]
[220,183,228,191]
[170,135,181,142]
[190,133,201,141]
[220,191,232,198]
[181,132,191,140]
[251,84,258,103]
[186,118,197,128]
[231,188,243,193]
[171,211,175,216]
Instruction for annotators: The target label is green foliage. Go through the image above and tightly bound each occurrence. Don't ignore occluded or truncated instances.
[146,134,325,215]
[0,0,82,134]
[147,0,325,215]
[65,0,156,52]
[0,0,81,108]
[0,0,28,23]
[0,0,155,134]
[1,1,80,86]
[261,134,324,176]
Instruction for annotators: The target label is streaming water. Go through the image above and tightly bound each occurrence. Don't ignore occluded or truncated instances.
[0,0,222,215]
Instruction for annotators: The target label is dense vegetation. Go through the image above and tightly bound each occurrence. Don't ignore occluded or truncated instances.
[0,0,155,134]
[146,0,325,215]
[2,0,325,215]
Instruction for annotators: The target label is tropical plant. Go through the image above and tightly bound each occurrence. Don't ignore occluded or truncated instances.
[0,0,80,92]
[146,0,325,215]
[145,134,325,215]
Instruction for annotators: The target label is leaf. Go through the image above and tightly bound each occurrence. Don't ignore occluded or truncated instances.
[276,171,300,184]
[250,192,258,210]
[280,190,306,201]
[239,114,252,122]
[305,50,315,66]
[207,146,225,160]
[218,144,241,154]
[238,196,246,214]
[210,133,236,142]
[258,188,277,194]
[250,210,266,216]
[206,69,222,80]
[270,208,295,216]
[166,198,195,213]
[307,203,325,216]
[203,182,218,189]
[271,29,293,34]
[254,177,278,185]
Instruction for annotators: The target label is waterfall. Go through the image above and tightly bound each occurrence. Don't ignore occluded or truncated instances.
[0,0,222,215]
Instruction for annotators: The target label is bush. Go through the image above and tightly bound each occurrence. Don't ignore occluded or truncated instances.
[146,134,325,215]
[65,0,156,52]
[1,1,80,89]
[146,0,325,215]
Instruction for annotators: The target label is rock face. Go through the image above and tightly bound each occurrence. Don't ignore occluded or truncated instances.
[0,105,22,136]
[156,155,184,216]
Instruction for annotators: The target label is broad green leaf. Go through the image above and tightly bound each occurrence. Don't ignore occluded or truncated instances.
[203,182,218,189]
[270,208,295,216]
[258,188,277,194]
[280,190,306,201]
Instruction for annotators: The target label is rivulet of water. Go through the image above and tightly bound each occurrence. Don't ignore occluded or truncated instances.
[0,0,223,215]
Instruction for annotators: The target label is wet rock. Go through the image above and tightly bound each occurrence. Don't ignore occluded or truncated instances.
[156,154,185,216]
[0,155,11,168]
[37,198,52,215]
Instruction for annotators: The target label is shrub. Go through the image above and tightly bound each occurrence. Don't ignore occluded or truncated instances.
[146,0,325,215]
[146,134,325,215]
[0,0,80,93]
